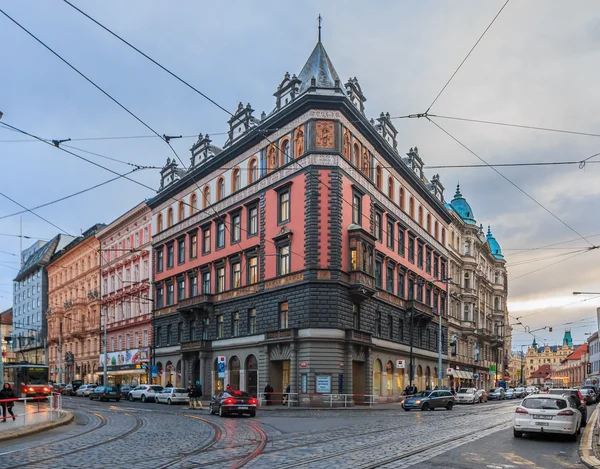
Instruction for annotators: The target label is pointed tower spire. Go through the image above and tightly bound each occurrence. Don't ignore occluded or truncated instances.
[318,14,322,43]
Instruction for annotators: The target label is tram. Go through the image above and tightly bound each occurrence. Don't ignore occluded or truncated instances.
[5,364,52,398]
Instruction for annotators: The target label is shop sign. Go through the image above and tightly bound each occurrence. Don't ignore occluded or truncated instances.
[315,375,331,393]
[300,361,309,368]
[396,360,406,369]
[489,364,497,373]
[98,348,149,372]
[217,356,227,379]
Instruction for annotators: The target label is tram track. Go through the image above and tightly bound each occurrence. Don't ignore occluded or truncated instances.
[2,413,145,469]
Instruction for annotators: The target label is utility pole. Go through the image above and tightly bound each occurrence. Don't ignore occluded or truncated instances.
[58,320,63,384]
[103,307,108,386]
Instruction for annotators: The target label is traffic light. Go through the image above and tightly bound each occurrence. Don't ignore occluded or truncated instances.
[587,363,592,374]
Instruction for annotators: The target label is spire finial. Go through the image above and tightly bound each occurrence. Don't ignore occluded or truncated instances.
[318,14,322,42]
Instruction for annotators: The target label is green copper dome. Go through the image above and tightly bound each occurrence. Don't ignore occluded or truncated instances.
[450,184,477,225]
[486,226,504,260]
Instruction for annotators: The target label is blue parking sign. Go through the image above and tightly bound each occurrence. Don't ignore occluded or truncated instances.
[217,356,226,379]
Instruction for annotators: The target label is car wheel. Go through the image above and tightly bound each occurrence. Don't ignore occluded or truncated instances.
[403,407,410,412]
[568,429,578,442]
[128,394,133,401]
[513,429,523,438]
[249,411,256,417]
[141,395,146,403]
[421,403,429,411]
[219,405,225,417]
[89,396,93,400]
[209,404,215,415]
[446,402,454,411]
[116,399,120,402]
[168,399,172,405]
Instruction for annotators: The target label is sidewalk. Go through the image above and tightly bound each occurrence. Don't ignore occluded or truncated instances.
[580,408,600,468]
[0,401,72,441]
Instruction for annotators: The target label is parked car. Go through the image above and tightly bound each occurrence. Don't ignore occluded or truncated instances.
[127,385,164,403]
[581,388,596,405]
[548,388,587,426]
[119,385,135,395]
[581,386,597,403]
[402,390,455,411]
[476,389,488,403]
[83,385,96,397]
[488,387,506,400]
[155,388,189,405]
[51,384,65,394]
[89,386,122,402]
[209,390,257,417]
[75,384,95,397]
[513,394,581,441]
[63,384,75,396]
[456,388,478,404]
[525,386,537,395]
[505,388,516,399]
[514,387,526,398]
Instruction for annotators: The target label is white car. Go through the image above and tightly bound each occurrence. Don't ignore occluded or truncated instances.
[513,394,581,441]
[155,388,189,405]
[75,385,95,397]
[456,388,478,404]
[127,385,164,403]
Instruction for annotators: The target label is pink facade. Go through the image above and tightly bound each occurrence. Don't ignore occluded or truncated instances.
[97,202,153,386]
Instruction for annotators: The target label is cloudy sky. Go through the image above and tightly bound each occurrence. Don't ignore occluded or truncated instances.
[1,1,599,349]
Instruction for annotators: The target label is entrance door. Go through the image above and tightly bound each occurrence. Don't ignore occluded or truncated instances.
[245,355,257,397]
[353,361,365,404]
[269,360,290,403]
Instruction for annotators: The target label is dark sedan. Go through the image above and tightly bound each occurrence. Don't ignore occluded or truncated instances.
[89,386,122,402]
[209,390,257,417]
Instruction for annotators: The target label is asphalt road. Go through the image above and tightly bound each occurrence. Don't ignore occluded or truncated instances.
[0,396,588,469]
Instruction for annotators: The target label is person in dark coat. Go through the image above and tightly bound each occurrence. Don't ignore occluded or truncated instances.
[187,382,195,409]
[193,381,203,409]
[0,384,16,422]
[264,383,273,406]
[282,383,291,405]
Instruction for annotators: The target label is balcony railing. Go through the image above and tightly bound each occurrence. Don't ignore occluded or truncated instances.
[345,329,372,343]
[265,328,297,341]
[180,340,212,352]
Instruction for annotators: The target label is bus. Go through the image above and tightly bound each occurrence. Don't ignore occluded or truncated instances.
[5,364,51,398]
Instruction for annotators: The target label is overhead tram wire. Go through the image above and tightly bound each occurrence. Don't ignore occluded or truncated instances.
[427,118,598,249]
[0,190,72,236]
[510,249,593,282]
[426,0,511,113]
[506,249,590,267]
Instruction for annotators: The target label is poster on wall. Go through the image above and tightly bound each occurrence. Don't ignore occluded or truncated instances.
[315,375,331,393]
[98,348,149,372]
[217,356,227,379]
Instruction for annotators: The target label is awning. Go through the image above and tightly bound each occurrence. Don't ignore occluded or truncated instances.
[105,369,147,376]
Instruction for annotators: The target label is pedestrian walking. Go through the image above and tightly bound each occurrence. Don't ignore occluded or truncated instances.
[282,383,291,405]
[264,383,273,406]
[194,381,203,409]
[0,383,16,422]
[166,380,173,388]
[188,382,195,409]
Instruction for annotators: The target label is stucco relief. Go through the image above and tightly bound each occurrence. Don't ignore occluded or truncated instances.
[343,129,350,159]
[294,126,304,156]
[315,120,335,148]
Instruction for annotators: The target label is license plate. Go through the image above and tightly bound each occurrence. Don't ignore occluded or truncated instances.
[237,406,248,410]
[533,415,553,420]
[535,422,550,426]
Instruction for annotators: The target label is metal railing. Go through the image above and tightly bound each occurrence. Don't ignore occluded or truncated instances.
[0,393,63,427]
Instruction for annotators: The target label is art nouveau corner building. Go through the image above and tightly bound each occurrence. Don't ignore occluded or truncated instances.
[147,38,507,401]
[446,187,509,390]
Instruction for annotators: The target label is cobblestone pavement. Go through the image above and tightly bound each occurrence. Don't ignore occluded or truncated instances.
[0,397,522,469]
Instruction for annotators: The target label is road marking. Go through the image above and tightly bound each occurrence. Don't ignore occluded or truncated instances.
[501,453,544,468]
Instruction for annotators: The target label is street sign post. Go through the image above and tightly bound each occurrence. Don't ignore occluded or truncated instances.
[217,356,226,379]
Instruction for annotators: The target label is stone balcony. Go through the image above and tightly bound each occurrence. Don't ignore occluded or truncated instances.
[265,328,298,342]
[180,339,212,353]
[345,328,372,344]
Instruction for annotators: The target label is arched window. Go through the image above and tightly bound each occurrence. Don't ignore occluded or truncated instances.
[217,177,225,201]
[248,157,258,184]
[352,142,360,167]
[375,165,382,189]
[231,167,241,192]
[426,214,432,233]
[434,221,439,240]
[409,197,415,219]
[280,138,290,166]
[418,206,424,226]
[156,213,163,233]
[387,176,394,200]
[202,185,211,209]
[441,228,446,245]
[190,193,198,215]
[178,201,185,223]
[399,187,405,210]
[167,208,174,228]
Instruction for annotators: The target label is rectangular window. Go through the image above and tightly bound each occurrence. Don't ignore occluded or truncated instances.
[156,249,164,272]
[202,271,211,294]
[375,259,382,288]
[248,256,258,284]
[353,303,361,330]
[386,219,394,249]
[231,213,241,243]
[398,319,404,342]
[232,261,241,289]
[177,322,183,343]
[190,319,197,341]
[416,283,423,302]
[279,301,289,329]
[425,246,431,273]
[166,325,172,345]
[433,292,439,313]
[190,275,198,297]
[434,255,439,278]
[375,212,382,241]
[232,312,240,337]
[408,234,415,263]
[143,330,148,347]
[202,227,211,254]
[202,318,209,340]
[111,337,115,352]
[178,238,185,264]
[166,244,174,269]
[178,278,185,302]
[134,232,139,248]
[398,271,405,298]
[408,278,414,301]
[352,193,362,225]
[386,264,394,293]
[155,327,161,347]
[375,311,382,337]
[217,315,224,338]
[144,227,149,243]
[277,243,291,276]
[388,315,393,340]
[166,284,174,306]
[248,205,258,237]
[190,232,198,259]
[417,242,424,268]
[440,261,446,281]
[156,286,164,308]
[216,222,225,249]
[216,266,225,293]
[278,190,290,223]
[248,308,257,335]
[426,287,431,306]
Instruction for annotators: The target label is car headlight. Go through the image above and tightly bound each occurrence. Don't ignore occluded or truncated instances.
[415,400,421,404]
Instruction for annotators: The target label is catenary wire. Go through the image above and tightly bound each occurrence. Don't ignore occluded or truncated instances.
[0,190,72,236]
[426,0,511,112]
[506,249,590,267]
[510,250,592,282]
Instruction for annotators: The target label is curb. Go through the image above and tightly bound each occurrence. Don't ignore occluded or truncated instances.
[580,408,600,469]
[0,411,74,442]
